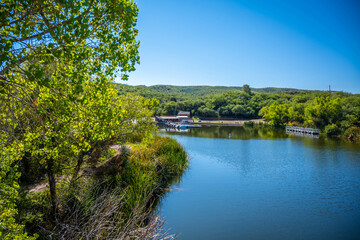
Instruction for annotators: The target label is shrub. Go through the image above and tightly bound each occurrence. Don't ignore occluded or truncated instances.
[324,124,340,136]
[244,121,254,127]
[344,127,360,142]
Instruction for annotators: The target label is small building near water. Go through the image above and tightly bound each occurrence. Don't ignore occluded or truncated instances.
[155,111,191,125]
[177,111,191,118]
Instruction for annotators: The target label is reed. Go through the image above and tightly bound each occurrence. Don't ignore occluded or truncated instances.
[18,136,187,239]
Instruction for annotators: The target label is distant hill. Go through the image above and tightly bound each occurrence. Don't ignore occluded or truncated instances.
[147,85,241,96]
[250,87,313,93]
[115,84,316,99]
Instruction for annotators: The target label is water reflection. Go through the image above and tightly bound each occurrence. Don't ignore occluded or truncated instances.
[286,129,319,138]
[161,125,288,140]
[161,125,360,152]
[159,128,190,133]
[159,126,360,240]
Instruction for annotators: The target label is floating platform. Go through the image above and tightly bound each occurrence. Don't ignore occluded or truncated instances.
[162,122,202,129]
[159,128,190,133]
[286,126,320,135]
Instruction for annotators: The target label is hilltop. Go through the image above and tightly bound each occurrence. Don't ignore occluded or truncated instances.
[115,84,319,100]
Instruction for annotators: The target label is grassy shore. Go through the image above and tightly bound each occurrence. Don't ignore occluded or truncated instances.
[18,136,188,239]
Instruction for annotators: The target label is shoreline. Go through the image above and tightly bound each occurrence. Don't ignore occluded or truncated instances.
[190,119,265,126]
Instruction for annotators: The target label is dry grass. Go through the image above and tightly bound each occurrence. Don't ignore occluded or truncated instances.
[39,183,176,240]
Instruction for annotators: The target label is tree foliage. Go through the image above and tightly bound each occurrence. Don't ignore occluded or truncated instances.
[0,139,36,240]
[304,97,342,128]
[242,84,251,94]
[0,0,156,238]
[0,0,139,80]
[259,101,289,126]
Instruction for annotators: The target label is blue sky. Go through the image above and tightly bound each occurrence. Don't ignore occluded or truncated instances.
[120,0,360,93]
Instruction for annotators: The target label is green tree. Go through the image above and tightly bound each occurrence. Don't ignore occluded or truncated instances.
[259,101,289,126]
[1,0,141,235]
[288,103,305,123]
[0,138,36,240]
[242,84,251,94]
[304,97,341,128]
[218,105,234,117]
[232,105,247,118]
[162,101,177,115]
[197,107,219,118]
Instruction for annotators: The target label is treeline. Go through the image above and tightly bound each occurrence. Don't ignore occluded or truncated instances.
[116,84,294,118]
[115,84,308,99]
[260,94,360,140]
[117,84,360,141]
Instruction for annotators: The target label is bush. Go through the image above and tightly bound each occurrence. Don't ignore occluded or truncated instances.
[115,136,188,214]
[324,124,340,136]
[244,121,254,127]
[127,136,188,188]
[197,107,219,118]
[344,126,360,142]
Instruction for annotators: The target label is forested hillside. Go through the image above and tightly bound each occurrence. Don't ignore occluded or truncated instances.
[117,84,360,141]
[115,84,312,100]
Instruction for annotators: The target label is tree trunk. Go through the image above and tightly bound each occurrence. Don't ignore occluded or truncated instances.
[70,151,86,188]
[47,158,57,219]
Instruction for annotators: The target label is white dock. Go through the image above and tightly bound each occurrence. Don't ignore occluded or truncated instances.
[286,126,320,135]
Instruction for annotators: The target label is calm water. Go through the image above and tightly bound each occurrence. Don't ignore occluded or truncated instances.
[159,126,360,240]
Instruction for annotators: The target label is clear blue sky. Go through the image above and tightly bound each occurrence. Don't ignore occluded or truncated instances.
[119,0,360,93]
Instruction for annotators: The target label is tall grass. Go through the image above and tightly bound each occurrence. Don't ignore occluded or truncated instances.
[118,136,188,214]
[39,181,175,240]
[18,136,188,239]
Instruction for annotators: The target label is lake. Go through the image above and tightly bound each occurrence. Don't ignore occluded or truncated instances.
[159,126,360,240]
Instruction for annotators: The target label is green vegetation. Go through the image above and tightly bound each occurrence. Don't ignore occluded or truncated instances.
[117,84,360,141]
[259,94,360,140]
[116,84,267,118]
[17,136,187,239]
[1,0,358,238]
[115,84,312,100]
[122,136,188,210]
[1,1,187,239]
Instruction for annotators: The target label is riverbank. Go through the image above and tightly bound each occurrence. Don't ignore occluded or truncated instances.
[191,119,265,126]
[19,136,188,239]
